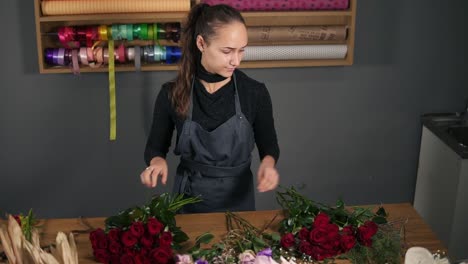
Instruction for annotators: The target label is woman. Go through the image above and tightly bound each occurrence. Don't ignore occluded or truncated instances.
[140,3,280,213]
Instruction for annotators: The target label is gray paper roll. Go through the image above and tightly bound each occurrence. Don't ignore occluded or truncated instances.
[243,45,347,61]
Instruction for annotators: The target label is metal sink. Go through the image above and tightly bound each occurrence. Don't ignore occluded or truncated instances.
[447,126,468,147]
[422,113,468,158]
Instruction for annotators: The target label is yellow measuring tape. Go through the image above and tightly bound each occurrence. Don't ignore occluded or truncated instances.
[108,40,116,140]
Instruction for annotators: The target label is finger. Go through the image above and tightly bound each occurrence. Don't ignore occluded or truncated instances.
[151,170,160,187]
[161,167,168,185]
[257,176,270,192]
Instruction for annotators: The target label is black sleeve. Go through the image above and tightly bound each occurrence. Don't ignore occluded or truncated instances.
[253,84,280,163]
[144,85,175,165]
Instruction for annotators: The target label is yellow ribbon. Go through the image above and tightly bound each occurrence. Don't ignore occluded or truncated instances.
[98,25,108,40]
[108,40,116,140]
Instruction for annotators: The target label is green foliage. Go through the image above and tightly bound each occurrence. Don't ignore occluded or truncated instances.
[19,209,39,242]
[104,193,201,245]
[276,186,388,234]
[190,211,280,262]
[276,186,403,264]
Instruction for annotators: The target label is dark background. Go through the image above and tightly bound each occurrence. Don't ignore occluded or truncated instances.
[1,1,467,218]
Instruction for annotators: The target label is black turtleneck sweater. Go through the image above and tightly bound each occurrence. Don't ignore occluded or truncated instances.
[144,69,280,165]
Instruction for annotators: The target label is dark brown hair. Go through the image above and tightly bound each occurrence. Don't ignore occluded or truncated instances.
[171,4,245,117]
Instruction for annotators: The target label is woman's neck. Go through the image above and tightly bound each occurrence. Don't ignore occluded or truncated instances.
[199,77,231,94]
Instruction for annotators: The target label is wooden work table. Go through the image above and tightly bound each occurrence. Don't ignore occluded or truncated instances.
[1,203,446,263]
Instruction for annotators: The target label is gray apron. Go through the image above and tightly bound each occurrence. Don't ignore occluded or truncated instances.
[173,73,255,213]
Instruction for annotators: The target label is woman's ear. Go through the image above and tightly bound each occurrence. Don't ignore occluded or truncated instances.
[196,35,205,52]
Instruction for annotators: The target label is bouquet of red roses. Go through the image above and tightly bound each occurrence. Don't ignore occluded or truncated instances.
[276,187,402,263]
[89,193,201,264]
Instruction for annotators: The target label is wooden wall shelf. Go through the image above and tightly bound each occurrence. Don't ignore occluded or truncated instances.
[34,0,356,74]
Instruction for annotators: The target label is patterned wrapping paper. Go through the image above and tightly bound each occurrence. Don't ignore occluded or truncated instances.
[41,0,191,15]
[248,25,347,42]
[200,0,350,11]
[243,44,347,60]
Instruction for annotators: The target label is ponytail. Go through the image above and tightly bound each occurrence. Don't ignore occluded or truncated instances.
[171,3,245,117]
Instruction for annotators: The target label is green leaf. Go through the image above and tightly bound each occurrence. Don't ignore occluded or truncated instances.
[195,232,214,245]
[253,237,268,248]
[336,199,345,209]
[372,216,388,224]
[376,206,387,217]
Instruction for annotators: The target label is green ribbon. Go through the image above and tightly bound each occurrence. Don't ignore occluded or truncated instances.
[108,40,116,140]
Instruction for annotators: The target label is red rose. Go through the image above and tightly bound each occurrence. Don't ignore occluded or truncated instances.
[140,248,149,257]
[358,221,378,247]
[298,227,310,241]
[313,212,330,228]
[130,221,145,238]
[147,217,164,236]
[310,245,327,261]
[340,234,356,252]
[108,241,122,255]
[159,231,173,248]
[108,228,121,242]
[124,247,138,256]
[121,230,138,248]
[110,255,120,264]
[90,228,108,250]
[280,233,295,248]
[120,253,134,264]
[140,234,154,249]
[309,227,328,244]
[341,225,354,236]
[150,247,173,264]
[135,254,151,264]
[325,224,339,239]
[321,233,340,250]
[299,240,313,256]
[93,249,110,263]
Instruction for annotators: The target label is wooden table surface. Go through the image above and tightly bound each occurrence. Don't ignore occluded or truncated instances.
[1,203,446,263]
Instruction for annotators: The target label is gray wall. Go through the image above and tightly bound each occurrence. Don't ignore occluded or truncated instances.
[1,1,467,218]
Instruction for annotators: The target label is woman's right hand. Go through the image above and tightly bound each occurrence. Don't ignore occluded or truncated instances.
[140,157,168,188]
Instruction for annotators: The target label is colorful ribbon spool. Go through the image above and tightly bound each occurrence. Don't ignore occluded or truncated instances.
[44,48,71,66]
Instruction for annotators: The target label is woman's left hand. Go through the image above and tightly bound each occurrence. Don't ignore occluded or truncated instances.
[257,155,279,192]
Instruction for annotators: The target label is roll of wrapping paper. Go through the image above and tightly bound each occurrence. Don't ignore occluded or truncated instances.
[41,0,190,15]
[248,26,347,42]
[242,44,347,61]
[200,0,349,11]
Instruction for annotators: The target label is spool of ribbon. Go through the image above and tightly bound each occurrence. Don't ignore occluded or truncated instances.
[58,27,80,48]
[44,45,182,66]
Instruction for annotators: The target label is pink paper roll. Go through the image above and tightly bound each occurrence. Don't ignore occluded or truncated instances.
[200,0,349,11]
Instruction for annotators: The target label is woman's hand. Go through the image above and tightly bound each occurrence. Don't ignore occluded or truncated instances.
[257,155,279,192]
[140,157,168,188]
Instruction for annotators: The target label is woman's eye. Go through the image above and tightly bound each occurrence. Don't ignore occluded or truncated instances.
[222,50,231,54]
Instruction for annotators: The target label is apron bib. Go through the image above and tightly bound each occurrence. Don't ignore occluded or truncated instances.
[173,73,255,213]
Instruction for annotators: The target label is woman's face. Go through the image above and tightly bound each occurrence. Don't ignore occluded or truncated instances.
[198,22,248,78]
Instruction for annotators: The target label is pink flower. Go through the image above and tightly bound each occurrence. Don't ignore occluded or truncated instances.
[175,254,194,264]
[254,255,279,264]
[238,250,256,264]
